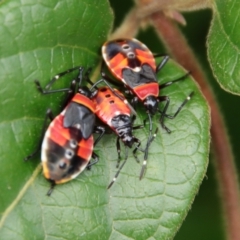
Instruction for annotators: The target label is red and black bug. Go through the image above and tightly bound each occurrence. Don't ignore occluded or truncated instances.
[101,38,194,176]
[25,67,104,195]
[91,86,149,188]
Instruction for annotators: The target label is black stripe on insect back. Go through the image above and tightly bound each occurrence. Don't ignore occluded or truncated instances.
[105,42,123,60]
[105,39,146,61]
[122,64,157,88]
[127,56,142,69]
[46,136,86,181]
[46,138,66,168]
[64,102,96,139]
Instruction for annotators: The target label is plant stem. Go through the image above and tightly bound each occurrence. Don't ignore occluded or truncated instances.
[109,8,140,40]
[150,11,240,240]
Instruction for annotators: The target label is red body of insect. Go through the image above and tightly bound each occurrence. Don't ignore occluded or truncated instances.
[41,91,96,184]
[101,38,194,179]
[91,86,143,188]
[102,38,193,135]
[102,38,159,108]
[92,87,137,148]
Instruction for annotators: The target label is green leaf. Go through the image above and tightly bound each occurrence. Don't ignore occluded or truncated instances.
[207,0,240,94]
[0,1,210,239]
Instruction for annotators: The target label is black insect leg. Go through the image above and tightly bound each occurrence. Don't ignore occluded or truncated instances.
[153,53,169,59]
[87,125,106,170]
[83,68,95,88]
[131,96,139,110]
[139,111,158,178]
[87,152,99,170]
[160,72,191,89]
[161,92,194,120]
[139,128,159,180]
[132,124,144,131]
[60,80,77,110]
[158,96,172,133]
[34,67,84,95]
[24,109,54,161]
[122,113,158,180]
[116,137,121,168]
[47,180,56,196]
[35,80,72,95]
[155,55,169,73]
[93,125,106,146]
[158,92,194,132]
[44,66,82,90]
[132,137,141,163]
[108,147,129,189]
[142,113,155,156]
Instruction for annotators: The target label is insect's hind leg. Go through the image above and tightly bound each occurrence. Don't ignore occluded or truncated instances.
[157,91,194,133]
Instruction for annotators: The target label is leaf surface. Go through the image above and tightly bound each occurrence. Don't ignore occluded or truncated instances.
[208,0,240,94]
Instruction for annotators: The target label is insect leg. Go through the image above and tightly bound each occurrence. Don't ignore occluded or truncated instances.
[160,72,191,89]
[46,180,56,196]
[132,138,141,163]
[93,125,106,146]
[86,125,106,170]
[161,92,194,119]
[108,147,129,189]
[116,137,121,168]
[34,67,84,95]
[158,91,194,132]
[87,152,99,170]
[155,55,169,73]
[45,66,82,90]
[139,128,159,180]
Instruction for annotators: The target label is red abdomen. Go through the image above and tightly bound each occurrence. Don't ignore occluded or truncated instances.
[93,87,131,131]
[41,110,94,184]
[102,38,156,82]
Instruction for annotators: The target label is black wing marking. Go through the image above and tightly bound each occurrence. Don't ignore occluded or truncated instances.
[122,64,157,88]
[64,102,96,139]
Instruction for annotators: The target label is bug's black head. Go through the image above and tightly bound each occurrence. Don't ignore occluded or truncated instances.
[111,114,135,148]
[121,132,135,148]
[143,96,159,115]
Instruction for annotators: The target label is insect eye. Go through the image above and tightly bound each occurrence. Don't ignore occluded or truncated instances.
[59,162,67,169]
[65,149,74,159]
[127,52,135,59]
[69,139,77,148]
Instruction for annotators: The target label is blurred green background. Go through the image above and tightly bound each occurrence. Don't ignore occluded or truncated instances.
[110,1,240,239]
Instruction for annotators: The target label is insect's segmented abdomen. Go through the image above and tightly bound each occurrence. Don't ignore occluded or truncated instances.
[41,113,93,184]
[102,38,156,83]
[93,87,131,130]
